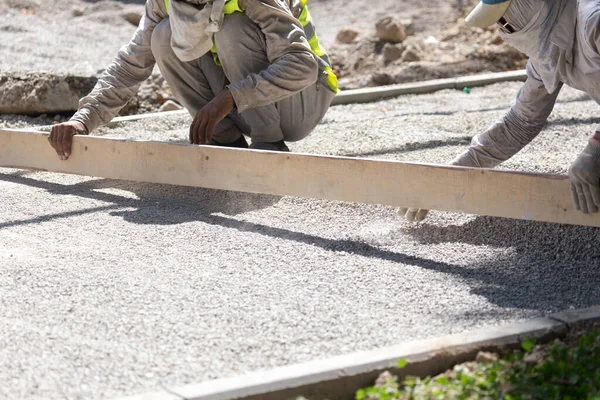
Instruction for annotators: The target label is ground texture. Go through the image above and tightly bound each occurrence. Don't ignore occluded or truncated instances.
[2,82,600,399]
[1,1,600,399]
[0,0,458,74]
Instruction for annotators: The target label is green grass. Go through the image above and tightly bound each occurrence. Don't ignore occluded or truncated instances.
[355,329,600,400]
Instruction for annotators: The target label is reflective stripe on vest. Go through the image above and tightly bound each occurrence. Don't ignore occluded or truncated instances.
[296,0,338,93]
[164,0,338,93]
[164,0,241,13]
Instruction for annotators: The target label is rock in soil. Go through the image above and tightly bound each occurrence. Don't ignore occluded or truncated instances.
[375,15,407,43]
[336,27,362,44]
[476,351,499,363]
[122,10,142,26]
[399,18,415,36]
[375,371,395,387]
[371,72,395,86]
[383,43,405,62]
[158,100,184,112]
[401,47,422,62]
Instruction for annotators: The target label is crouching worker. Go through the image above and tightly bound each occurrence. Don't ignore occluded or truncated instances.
[400,0,600,222]
[49,0,338,157]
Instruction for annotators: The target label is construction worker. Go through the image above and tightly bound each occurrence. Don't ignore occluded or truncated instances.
[400,0,600,222]
[49,0,338,157]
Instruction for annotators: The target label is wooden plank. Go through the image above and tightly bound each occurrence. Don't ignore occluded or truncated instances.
[0,129,598,227]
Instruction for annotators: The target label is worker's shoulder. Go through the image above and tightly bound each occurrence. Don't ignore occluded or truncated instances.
[145,0,168,16]
[579,0,600,22]
[577,0,600,50]
[238,0,297,10]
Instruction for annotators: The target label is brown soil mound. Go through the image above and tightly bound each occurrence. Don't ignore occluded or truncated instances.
[329,2,528,89]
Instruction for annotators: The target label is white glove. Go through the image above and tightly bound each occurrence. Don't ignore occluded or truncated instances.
[398,151,480,222]
[569,139,600,214]
[397,207,429,222]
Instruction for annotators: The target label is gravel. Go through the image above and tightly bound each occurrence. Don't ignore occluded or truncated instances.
[1,82,600,399]
[0,0,145,76]
[0,0,460,76]
[1,1,599,399]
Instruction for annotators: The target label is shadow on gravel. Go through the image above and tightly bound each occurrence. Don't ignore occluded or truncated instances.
[0,172,280,227]
[341,136,471,158]
[405,216,600,253]
[405,217,600,310]
[547,116,600,128]
[0,171,466,270]
[3,171,600,312]
[358,93,592,124]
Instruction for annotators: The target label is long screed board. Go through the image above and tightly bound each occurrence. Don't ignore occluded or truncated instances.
[1,129,598,227]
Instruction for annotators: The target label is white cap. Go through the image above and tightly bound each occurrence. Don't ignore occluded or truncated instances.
[465,0,512,28]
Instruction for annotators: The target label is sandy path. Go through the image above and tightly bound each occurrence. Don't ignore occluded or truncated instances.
[1,82,600,399]
[0,0,461,74]
[1,1,598,399]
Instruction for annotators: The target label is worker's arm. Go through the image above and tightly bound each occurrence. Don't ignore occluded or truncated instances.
[226,0,319,113]
[580,0,600,55]
[452,61,562,168]
[569,136,600,214]
[49,0,167,159]
[567,0,600,214]
[566,0,600,213]
[69,0,167,134]
[400,62,562,223]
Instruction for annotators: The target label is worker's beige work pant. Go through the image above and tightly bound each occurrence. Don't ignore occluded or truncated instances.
[150,14,335,144]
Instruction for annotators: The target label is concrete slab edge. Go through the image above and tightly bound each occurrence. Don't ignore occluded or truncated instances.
[107,110,189,127]
[331,69,527,106]
[118,306,600,400]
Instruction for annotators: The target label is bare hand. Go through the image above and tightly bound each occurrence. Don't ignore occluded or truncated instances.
[49,121,87,160]
[189,89,235,145]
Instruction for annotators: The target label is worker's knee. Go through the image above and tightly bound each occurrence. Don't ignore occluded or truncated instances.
[151,18,172,61]
[279,85,334,142]
[214,13,266,64]
[282,127,313,143]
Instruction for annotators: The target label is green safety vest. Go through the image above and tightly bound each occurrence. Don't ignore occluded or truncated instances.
[164,0,338,93]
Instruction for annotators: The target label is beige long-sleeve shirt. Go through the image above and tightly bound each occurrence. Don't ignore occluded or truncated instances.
[457,0,600,168]
[71,0,322,133]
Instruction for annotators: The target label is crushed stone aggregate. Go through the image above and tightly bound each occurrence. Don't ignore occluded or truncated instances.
[1,82,600,399]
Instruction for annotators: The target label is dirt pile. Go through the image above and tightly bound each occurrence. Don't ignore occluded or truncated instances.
[0,0,527,115]
[117,73,178,116]
[329,7,528,89]
[0,73,97,115]
[0,72,176,116]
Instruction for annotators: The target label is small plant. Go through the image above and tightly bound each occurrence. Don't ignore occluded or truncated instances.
[356,375,400,400]
[520,337,536,352]
[355,331,600,400]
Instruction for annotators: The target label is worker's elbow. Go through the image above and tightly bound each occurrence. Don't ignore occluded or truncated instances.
[294,51,319,86]
[274,51,319,92]
[308,54,319,84]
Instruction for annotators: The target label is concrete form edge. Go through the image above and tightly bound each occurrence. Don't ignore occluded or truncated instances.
[106,109,189,127]
[118,305,600,400]
[98,70,528,129]
[331,69,527,105]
